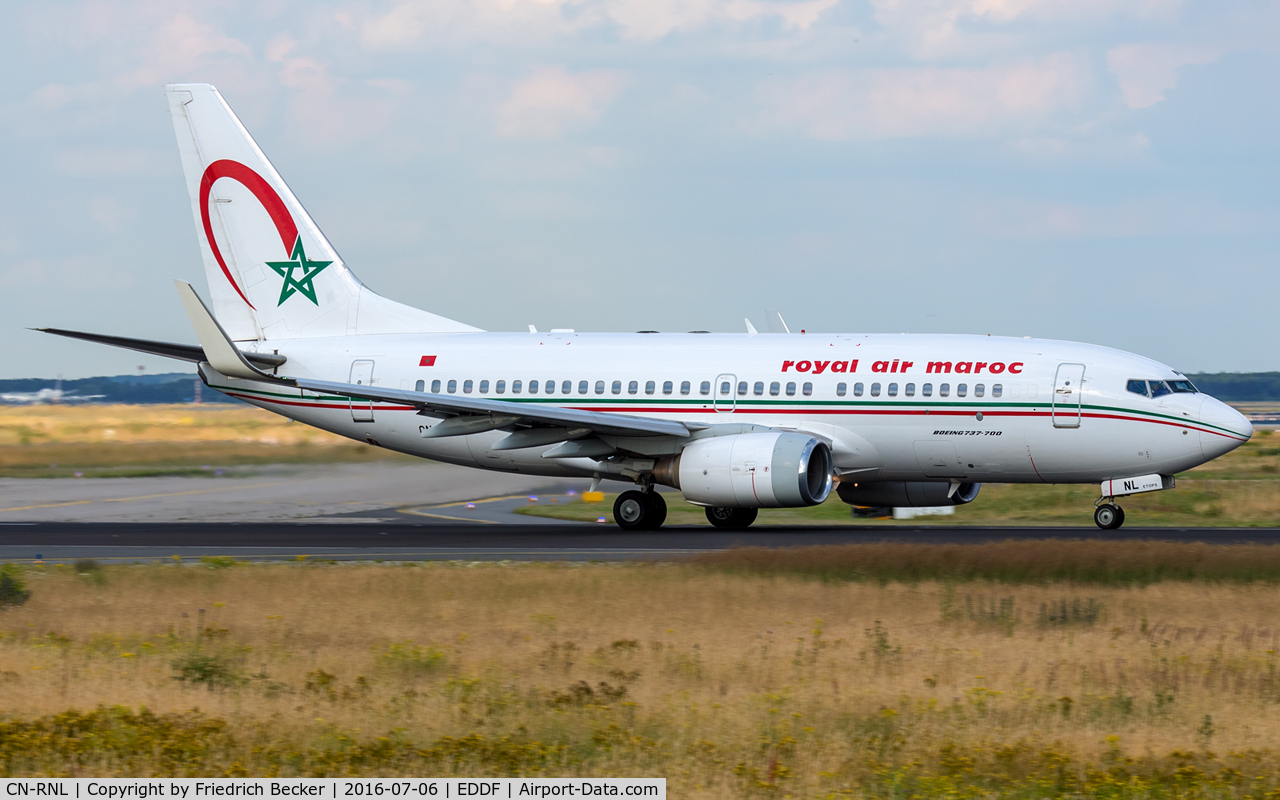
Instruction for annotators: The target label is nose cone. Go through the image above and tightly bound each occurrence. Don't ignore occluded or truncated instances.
[1199,396,1252,460]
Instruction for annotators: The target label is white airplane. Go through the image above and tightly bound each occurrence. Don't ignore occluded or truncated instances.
[42,84,1252,530]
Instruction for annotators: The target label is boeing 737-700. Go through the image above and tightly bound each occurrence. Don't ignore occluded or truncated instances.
[40,84,1254,530]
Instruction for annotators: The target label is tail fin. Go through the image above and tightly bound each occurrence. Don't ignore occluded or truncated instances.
[165,83,479,340]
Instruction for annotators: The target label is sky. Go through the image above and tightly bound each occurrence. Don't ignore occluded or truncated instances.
[1,0,1277,379]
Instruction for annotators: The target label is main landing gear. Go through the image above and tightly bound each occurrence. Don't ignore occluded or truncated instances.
[613,490,667,531]
[705,506,758,530]
[1094,500,1125,530]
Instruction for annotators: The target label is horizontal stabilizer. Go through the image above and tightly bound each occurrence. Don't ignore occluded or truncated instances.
[37,328,285,368]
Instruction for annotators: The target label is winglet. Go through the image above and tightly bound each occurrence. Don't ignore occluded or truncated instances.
[765,308,790,334]
[745,318,758,335]
[174,280,283,382]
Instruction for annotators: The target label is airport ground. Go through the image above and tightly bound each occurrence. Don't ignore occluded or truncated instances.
[2,404,1280,791]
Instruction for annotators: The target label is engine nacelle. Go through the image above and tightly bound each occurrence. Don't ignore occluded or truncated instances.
[836,481,981,507]
[654,432,833,508]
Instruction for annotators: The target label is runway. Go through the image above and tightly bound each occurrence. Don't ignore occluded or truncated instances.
[3,521,1280,563]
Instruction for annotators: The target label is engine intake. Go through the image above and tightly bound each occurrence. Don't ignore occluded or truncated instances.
[836,481,981,507]
[654,432,833,508]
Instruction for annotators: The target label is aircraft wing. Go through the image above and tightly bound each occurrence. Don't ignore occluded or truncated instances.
[293,377,694,439]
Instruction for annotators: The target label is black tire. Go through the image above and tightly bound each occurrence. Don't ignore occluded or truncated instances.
[643,492,667,530]
[705,506,759,529]
[614,491,650,531]
[1094,503,1123,530]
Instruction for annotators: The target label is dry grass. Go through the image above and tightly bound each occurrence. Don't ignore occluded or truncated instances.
[0,405,411,476]
[1,561,1280,794]
[695,540,1280,584]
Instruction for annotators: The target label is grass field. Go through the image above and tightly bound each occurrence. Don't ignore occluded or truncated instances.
[1,554,1280,794]
[0,405,412,477]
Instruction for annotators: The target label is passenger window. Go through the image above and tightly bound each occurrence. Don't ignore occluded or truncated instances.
[645,380,656,395]
[495,380,505,394]
[513,380,522,394]
[544,380,554,394]
[562,380,572,394]
[628,381,639,395]
[1126,379,1149,397]
[720,381,731,395]
[447,379,457,393]
[579,380,588,394]
[940,383,950,397]
[853,383,864,397]
[479,380,489,393]
[770,381,781,396]
[699,381,710,395]
[871,383,881,397]
[836,382,846,397]
[1149,380,1172,398]
[905,383,915,397]
[663,381,673,395]
[888,383,898,397]
[992,384,1002,398]
[975,384,984,398]
[753,381,764,396]
[528,381,538,394]
[922,383,932,397]
[463,379,473,394]
[682,381,692,395]
[415,380,425,392]
[803,382,813,396]
[738,381,748,396]
[432,379,442,393]
[595,380,605,395]
[612,380,622,395]
[786,382,796,396]
[957,384,967,397]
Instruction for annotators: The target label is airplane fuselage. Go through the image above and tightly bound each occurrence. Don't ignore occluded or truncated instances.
[209,331,1251,487]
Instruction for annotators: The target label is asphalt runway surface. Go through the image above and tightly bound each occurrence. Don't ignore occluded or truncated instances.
[4,462,1279,563]
[4,521,1280,563]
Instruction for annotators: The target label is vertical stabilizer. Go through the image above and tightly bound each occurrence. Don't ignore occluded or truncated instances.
[166,83,479,340]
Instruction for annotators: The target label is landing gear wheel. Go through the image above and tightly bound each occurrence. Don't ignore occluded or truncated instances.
[643,492,667,530]
[614,491,651,531]
[706,506,759,529]
[1094,503,1124,530]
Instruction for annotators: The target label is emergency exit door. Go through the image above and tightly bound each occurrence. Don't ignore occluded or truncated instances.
[1052,363,1085,428]
[349,360,375,422]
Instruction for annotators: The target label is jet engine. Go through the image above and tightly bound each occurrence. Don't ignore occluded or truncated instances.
[653,432,833,508]
[836,481,981,507]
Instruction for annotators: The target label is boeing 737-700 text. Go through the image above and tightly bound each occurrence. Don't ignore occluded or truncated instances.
[41,84,1253,530]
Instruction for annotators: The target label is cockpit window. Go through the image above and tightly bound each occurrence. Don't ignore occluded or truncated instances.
[1149,380,1172,398]
[1126,379,1149,397]
[1169,380,1198,393]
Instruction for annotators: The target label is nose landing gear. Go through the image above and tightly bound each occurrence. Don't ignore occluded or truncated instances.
[1094,500,1125,530]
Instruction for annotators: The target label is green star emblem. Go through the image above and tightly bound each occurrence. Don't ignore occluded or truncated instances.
[265,236,333,306]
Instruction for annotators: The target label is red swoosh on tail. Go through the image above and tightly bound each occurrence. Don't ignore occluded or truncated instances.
[198,159,299,310]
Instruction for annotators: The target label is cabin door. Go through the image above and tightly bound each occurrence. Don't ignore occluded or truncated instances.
[1051,363,1085,429]
[713,374,737,413]
[349,360,375,422]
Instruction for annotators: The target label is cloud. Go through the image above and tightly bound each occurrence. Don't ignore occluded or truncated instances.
[1107,43,1219,109]
[496,67,628,139]
[53,148,172,177]
[117,13,252,88]
[756,53,1090,140]
[356,0,837,50]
